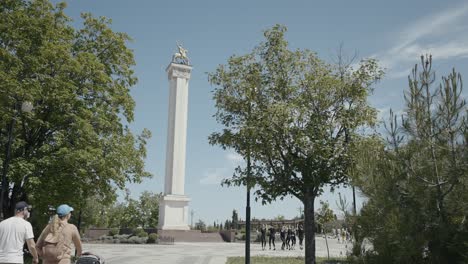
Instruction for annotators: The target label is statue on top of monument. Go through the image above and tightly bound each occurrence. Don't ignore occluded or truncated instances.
[172,41,190,65]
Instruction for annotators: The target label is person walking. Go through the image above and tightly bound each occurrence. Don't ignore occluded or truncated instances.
[286,226,292,250]
[268,224,276,250]
[298,224,304,250]
[280,226,287,250]
[36,204,82,264]
[341,229,346,244]
[260,224,267,250]
[0,201,39,264]
[291,227,296,250]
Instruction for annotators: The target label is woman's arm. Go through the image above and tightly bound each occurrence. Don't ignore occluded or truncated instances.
[72,226,82,257]
[35,225,50,257]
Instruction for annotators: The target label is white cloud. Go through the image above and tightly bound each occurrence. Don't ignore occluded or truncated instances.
[226,152,244,165]
[199,168,228,185]
[386,66,413,80]
[200,152,244,185]
[199,152,244,185]
[377,107,405,123]
[374,2,468,79]
[393,4,468,52]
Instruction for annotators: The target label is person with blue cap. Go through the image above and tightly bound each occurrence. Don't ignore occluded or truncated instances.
[0,201,39,264]
[36,204,82,264]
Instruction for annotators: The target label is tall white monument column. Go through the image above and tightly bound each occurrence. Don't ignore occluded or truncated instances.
[158,60,192,231]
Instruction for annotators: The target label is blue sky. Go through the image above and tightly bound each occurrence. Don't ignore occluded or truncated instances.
[58,0,468,225]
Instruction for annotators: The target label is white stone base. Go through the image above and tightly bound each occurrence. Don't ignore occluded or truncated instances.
[158,195,191,230]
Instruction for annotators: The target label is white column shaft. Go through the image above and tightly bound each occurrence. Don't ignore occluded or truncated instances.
[160,63,192,231]
[164,64,191,195]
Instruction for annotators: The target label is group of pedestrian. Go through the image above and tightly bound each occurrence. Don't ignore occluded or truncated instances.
[259,224,277,250]
[258,224,305,251]
[333,228,351,244]
[0,201,82,264]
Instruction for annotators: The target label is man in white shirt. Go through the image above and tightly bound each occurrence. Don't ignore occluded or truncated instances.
[0,201,39,264]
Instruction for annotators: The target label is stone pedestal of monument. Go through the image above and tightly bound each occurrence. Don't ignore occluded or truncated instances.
[158,195,190,230]
[158,62,192,231]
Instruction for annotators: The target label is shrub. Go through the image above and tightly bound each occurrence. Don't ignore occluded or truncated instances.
[147,233,158,243]
[99,235,113,241]
[136,229,148,238]
[109,228,119,236]
[114,234,131,240]
[129,236,146,244]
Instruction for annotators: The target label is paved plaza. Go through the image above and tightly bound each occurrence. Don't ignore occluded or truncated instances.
[82,236,352,264]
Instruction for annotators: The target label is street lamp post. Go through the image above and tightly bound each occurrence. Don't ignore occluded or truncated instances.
[245,87,258,264]
[245,146,251,264]
[0,101,33,220]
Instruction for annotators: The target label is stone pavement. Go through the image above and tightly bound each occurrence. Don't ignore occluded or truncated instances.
[82,236,352,264]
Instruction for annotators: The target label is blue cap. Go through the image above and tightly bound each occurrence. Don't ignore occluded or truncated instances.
[57,204,74,217]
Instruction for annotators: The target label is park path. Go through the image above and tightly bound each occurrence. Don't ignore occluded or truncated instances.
[82,236,352,264]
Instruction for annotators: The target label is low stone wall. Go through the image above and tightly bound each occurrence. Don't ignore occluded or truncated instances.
[85,228,229,243]
[85,228,158,240]
[219,230,236,242]
[84,228,111,240]
[158,230,225,243]
[120,228,157,235]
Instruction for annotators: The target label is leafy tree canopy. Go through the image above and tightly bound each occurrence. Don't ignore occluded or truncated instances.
[0,0,151,225]
[208,24,383,263]
[353,56,467,263]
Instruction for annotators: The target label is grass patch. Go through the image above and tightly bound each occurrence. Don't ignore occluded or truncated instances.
[226,256,349,264]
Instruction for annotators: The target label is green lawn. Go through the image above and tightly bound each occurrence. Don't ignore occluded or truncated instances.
[226,256,349,264]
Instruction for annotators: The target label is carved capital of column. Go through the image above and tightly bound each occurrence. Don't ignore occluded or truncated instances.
[167,63,192,80]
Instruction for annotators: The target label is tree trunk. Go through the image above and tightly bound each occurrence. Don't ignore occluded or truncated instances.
[1,118,16,219]
[352,185,358,243]
[77,210,82,233]
[304,192,316,264]
[324,231,330,259]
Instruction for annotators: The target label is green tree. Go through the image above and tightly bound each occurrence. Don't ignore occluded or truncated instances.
[232,209,239,230]
[275,215,285,221]
[117,190,140,229]
[138,191,161,228]
[0,0,151,225]
[106,202,126,228]
[317,201,335,260]
[208,25,382,264]
[354,56,468,263]
[79,194,114,229]
[103,190,160,229]
[225,219,231,230]
[194,219,206,231]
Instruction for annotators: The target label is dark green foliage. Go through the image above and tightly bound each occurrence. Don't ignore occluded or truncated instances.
[108,228,119,236]
[0,0,151,230]
[135,228,148,238]
[147,233,158,243]
[231,209,239,230]
[353,56,468,263]
[104,191,161,229]
[194,219,206,231]
[208,25,382,264]
[225,219,232,230]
